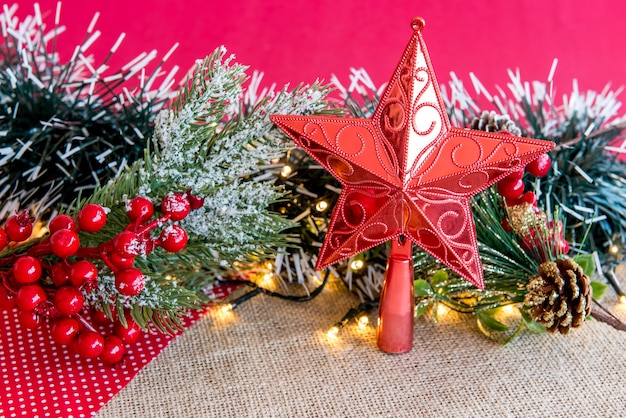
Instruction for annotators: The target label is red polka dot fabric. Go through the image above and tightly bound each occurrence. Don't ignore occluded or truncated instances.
[0,285,233,418]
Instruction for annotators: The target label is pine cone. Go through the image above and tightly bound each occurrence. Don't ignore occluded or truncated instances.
[470,111,522,137]
[524,258,592,334]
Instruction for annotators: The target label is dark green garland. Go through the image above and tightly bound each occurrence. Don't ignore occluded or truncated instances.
[0,5,176,218]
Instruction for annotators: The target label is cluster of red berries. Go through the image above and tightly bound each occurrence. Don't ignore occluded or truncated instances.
[0,191,203,364]
[496,153,551,206]
[496,154,569,258]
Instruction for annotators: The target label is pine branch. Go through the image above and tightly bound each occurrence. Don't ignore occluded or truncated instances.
[70,47,332,331]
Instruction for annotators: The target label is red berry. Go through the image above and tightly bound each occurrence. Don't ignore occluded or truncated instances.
[126,197,154,222]
[50,262,71,286]
[13,256,42,284]
[526,154,551,177]
[159,225,188,253]
[49,229,80,258]
[161,193,191,221]
[70,260,99,287]
[497,178,525,200]
[50,317,80,345]
[77,204,107,233]
[504,167,525,182]
[518,191,537,206]
[187,194,205,210]
[0,286,16,310]
[4,211,34,242]
[100,335,126,364]
[0,227,8,251]
[54,286,85,316]
[109,252,135,269]
[114,268,145,296]
[91,309,115,325]
[560,239,570,254]
[16,284,46,311]
[114,317,141,344]
[76,331,104,358]
[49,214,76,233]
[18,310,42,329]
[113,231,145,258]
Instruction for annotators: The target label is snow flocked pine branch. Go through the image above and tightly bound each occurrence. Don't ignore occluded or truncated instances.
[78,47,333,330]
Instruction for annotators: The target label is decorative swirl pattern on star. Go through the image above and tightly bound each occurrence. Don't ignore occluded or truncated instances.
[270,18,553,289]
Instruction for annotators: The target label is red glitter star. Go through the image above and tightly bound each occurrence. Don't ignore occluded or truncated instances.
[271,17,553,289]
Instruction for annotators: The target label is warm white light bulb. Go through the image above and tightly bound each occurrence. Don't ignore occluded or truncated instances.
[619,295,626,305]
[608,244,619,255]
[358,315,369,328]
[501,304,516,316]
[261,272,273,285]
[327,326,340,338]
[280,165,293,177]
[350,259,364,271]
[315,200,329,212]
[221,304,233,313]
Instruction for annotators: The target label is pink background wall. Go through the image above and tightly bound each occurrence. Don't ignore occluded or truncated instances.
[14,1,626,96]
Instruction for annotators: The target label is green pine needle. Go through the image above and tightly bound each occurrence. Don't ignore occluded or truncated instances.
[73,47,332,332]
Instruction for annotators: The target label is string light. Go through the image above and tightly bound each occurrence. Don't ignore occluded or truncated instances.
[608,244,619,255]
[602,266,626,304]
[216,270,331,314]
[350,259,364,271]
[260,272,273,287]
[500,304,516,316]
[280,165,293,177]
[328,302,378,338]
[314,200,329,212]
[327,326,340,338]
[437,303,450,318]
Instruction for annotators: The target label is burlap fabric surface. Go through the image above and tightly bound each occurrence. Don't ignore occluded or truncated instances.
[98,268,626,418]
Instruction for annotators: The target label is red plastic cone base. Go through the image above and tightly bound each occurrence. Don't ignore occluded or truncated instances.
[377,237,414,353]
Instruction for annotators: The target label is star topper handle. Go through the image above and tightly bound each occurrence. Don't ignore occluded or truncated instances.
[377,236,414,353]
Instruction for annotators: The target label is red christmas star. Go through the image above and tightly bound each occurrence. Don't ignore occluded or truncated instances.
[271,18,553,289]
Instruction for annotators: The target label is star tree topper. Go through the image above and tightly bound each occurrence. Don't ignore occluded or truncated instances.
[271,17,553,289]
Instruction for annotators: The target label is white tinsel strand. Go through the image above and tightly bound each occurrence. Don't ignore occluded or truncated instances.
[0,3,178,219]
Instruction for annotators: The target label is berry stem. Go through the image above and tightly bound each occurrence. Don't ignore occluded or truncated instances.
[0,254,18,267]
[26,241,52,258]
[75,313,99,333]
[100,251,119,272]
[136,213,172,236]
[1,272,18,295]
